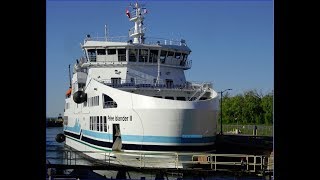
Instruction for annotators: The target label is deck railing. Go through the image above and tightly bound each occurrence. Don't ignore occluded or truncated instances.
[97,78,212,92]
[84,36,187,46]
[46,149,273,173]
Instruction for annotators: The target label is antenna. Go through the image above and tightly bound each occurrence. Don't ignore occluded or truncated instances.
[68,64,72,88]
[104,24,108,41]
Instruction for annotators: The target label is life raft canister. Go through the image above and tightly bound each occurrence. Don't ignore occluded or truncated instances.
[66,88,72,96]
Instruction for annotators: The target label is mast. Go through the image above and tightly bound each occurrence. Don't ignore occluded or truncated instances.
[156,50,161,85]
[104,24,108,41]
[68,64,72,88]
[127,2,147,44]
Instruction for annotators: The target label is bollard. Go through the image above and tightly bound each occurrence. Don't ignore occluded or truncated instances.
[253,125,257,136]
[47,168,56,180]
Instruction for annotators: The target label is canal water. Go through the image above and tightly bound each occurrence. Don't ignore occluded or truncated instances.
[46,127,270,179]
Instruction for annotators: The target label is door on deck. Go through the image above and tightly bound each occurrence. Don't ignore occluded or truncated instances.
[112,124,122,151]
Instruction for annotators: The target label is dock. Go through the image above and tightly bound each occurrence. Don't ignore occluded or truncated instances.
[46,134,273,179]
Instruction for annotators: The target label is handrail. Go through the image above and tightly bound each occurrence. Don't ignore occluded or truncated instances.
[84,36,187,46]
[96,78,212,92]
[47,149,272,173]
[188,83,209,101]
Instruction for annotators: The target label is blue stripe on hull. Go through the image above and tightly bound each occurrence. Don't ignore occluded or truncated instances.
[80,129,215,144]
[65,131,215,152]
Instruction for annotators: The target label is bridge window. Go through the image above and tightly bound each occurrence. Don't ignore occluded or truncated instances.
[180,53,188,66]
[175,52,181,59]
[149,50,158,63]
[118,49,126,61]
[107,49,116,55]
[97,49,106,55]
[167,51,174,58]
[87,49,96,62]
[153,96,162,99]
[160,50,167,64]
[139,49,148,62]
[129,49,138,62]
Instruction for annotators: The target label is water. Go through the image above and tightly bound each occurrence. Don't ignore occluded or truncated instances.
[46,127,271,179]
[46,127,65,164]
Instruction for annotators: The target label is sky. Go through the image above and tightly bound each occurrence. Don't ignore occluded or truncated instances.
[46,0,273,117]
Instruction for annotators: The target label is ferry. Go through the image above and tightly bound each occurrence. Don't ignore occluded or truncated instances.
[62,2,219,168]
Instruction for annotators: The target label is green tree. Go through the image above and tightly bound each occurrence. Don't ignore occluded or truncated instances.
[261,91,273,125]
[219,89,273,125]
[242,90,263,124]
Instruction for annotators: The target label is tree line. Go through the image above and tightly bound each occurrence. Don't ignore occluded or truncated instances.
[219,89,273,125]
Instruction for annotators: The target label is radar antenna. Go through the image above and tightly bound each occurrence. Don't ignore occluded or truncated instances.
[126,2,147,44]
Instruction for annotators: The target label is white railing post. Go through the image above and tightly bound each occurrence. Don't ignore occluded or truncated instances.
[253,156,256,172]
[246,156,249,171]
[140,153,142,168]
[144,153,146,168]
[175,153,179,169]
[210,154,213,170]
[109,152,111,165]
[214,155,217,171]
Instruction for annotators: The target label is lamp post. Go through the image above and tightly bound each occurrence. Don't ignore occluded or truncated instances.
[219,88,232,135]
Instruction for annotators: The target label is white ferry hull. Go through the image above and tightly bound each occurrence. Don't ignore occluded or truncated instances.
[64,78,219,168]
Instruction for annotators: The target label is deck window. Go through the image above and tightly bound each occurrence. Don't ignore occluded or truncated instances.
[104,116,107,132]
[90,117,92,130]
[177,97,186,101]
[165,96,174,100]
[97,116,100,131]
[111,78,121,87]
[93,116,96,131]
[166,79,173,88]
[103,94,118,108]
[100,116,103,131]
